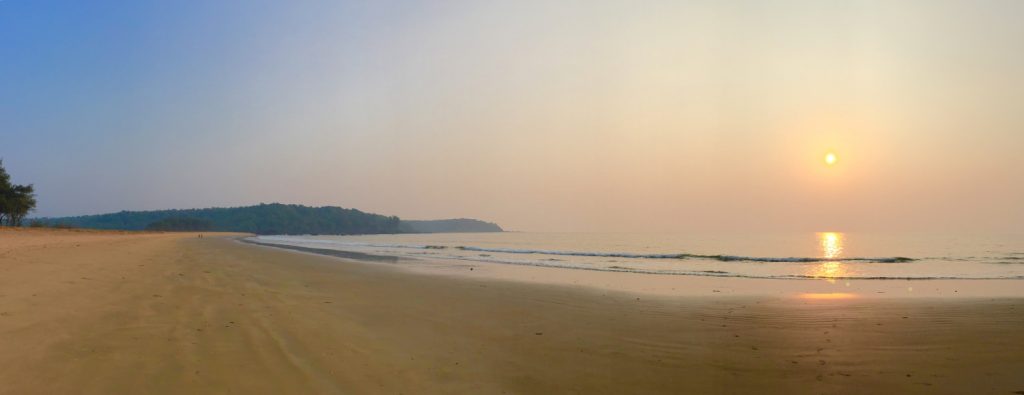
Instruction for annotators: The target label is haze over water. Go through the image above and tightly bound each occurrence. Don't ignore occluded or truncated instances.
[3,1,1023,234]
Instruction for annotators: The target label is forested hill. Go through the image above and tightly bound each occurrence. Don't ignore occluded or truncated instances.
[400,219,503,233]
[35,203,504,235]
[38,204,401,235]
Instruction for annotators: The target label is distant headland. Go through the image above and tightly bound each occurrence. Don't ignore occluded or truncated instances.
[33,203,503,235]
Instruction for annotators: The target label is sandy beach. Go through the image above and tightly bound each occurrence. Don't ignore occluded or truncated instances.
[1,229,1023,394]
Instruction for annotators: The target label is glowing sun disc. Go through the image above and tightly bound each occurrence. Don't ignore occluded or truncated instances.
[824,152,837,166]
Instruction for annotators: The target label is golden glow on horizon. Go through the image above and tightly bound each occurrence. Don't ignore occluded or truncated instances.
[821,232,842,259]
[809,232,848,282]
[824,152,837,166]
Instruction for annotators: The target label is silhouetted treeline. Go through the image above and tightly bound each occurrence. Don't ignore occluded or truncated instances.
[0,160,37,226]
[145,217,213,231]
[37,203,402,235]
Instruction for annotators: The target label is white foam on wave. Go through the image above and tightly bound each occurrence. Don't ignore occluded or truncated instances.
[249,236,1024,280]
[254,235,441,250]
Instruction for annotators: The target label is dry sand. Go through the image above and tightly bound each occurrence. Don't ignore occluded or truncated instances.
[1,228,1022,394]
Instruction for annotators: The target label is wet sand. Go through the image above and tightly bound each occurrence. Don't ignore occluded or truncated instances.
[1,229,1023,394]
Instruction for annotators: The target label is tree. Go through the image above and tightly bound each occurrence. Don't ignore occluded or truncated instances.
[145,217,213,231]
[0,160,9,225]
[0,160,37,227]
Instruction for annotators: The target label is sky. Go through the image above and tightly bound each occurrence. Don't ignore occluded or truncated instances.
[2,0,1022,233]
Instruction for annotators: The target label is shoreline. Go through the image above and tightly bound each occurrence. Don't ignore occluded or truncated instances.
[244,237,1024,299]
[2,229,1022,393]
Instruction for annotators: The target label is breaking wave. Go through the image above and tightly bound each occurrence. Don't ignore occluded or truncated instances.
[253,236,913,264]
[440,254,1024,280]
[452,246,914,263]
[246,236,1024,281]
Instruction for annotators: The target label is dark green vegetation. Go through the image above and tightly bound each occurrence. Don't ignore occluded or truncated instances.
[36,203,503,235]
[0,160,37,226]
[37,204,402,235]
[145,217,213,231]
[400,219,503,233]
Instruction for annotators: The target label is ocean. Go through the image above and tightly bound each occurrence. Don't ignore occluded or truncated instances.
[247,232,1024,281]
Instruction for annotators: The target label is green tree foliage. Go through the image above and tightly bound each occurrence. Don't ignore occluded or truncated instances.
[145,217,214,231]
[38,203,403,235]
[0,160,37,227]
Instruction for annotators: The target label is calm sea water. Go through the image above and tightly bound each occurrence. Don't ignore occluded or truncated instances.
[249,232,1024,280]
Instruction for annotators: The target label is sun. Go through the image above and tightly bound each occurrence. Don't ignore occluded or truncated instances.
[824,152,837,166]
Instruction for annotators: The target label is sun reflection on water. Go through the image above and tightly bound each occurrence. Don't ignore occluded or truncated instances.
[821,232,842,259]
[810,232,848,282]
[799,292,856,300]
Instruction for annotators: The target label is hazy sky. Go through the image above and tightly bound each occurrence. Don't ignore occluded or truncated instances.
[2,1,1022,232]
